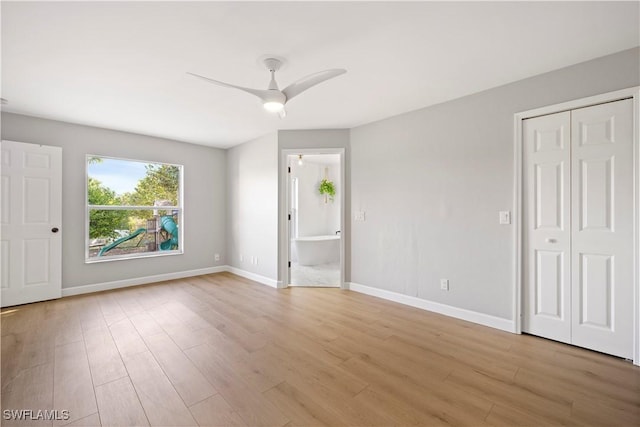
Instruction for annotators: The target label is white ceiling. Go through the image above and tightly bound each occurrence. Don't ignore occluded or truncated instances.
[2,1,638,148]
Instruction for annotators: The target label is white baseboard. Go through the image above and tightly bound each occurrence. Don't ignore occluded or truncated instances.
[224,266,279,288]
[61,265,280,297]
[62,271,513,336]
[61,266,226,297]
[347,282,516,333]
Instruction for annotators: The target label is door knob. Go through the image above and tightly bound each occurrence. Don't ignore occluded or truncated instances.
[51,227,59,233]
[545,238,556,243]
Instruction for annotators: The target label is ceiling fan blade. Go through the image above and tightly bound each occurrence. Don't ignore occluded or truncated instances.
[282,69,346,103]
[187,72,271,101]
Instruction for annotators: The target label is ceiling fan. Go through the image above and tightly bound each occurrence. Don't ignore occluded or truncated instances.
[188,58,346,117]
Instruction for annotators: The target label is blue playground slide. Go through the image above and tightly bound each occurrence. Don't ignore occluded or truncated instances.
[98,228,146,256]
[97,215,178,256]
[159,215,179,251]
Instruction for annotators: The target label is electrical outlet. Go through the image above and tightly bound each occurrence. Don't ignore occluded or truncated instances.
[239,254,244,262]
[440,279,449,291]
[214,253,220,261]
[255,257,259,265]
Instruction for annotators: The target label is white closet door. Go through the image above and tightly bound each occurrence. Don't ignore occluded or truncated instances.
[1,140,62,307]
[571,99,633,359]
[523,111,572,343]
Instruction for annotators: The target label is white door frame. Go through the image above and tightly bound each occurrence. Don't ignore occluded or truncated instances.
[513,86,640,365]
[280,148,346,289]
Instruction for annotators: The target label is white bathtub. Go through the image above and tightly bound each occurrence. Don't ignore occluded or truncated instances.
[294,235,340,266]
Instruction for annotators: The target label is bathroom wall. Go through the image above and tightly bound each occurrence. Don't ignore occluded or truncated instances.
[290,155,341,238]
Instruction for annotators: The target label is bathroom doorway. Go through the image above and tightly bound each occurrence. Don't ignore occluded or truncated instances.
[286,151,343,287]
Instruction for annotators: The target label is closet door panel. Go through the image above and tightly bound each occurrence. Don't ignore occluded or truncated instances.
[523,111,572,343]
[571,98,634,359]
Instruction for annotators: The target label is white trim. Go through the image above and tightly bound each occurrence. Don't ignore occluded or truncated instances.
[61,266,226,297]
[347,282,515,333]
[61,265,280,296]
[280,148,346,290]
[85,249,182,264]
[513,113,524,335]
[515,87,638,119]
[513,86,640,366]
[225,266,279,288]
[633,90,640,365]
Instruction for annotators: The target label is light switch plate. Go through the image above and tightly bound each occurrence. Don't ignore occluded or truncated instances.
[354,211,366,221]
[499,211,511,225]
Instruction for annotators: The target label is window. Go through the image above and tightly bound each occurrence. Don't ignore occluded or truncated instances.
[86,156,183,262]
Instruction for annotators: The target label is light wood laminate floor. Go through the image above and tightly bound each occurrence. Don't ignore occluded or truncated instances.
[1,272,639,426]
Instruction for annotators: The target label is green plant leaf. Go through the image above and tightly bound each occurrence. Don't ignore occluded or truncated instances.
[319,179,336,201]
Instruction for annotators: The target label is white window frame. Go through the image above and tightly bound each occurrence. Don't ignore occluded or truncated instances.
[85,155,184,263]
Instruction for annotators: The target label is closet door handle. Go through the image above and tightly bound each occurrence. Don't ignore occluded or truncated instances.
[545,238,557,243]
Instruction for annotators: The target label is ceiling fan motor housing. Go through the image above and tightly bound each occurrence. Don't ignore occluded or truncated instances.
[263,58,282,72]
[264,90,286,104]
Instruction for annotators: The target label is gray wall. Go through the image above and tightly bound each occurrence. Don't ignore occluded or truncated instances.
[3,46,638,316]
[1,112,226,289]
[226,129,349,285]
[226,132,278,280]
[278,130,350,284]
[350,47,640,320]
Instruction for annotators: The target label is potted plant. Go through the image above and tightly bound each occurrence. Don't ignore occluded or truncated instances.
[319,178,336,203]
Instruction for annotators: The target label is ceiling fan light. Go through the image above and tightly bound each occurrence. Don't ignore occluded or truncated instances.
[263,101,285,112]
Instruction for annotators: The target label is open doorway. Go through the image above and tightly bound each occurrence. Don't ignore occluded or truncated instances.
[286,152,343,287]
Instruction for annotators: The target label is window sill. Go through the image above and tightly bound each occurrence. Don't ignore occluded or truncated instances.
[85,250,183,264]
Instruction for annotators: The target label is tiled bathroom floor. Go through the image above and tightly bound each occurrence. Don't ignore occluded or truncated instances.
[290,262,340,287]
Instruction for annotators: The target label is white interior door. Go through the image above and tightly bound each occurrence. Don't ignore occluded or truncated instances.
[1,140,62,307]
[570,99,633,358]
[523,99,634,359]
[523,111,572,343]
